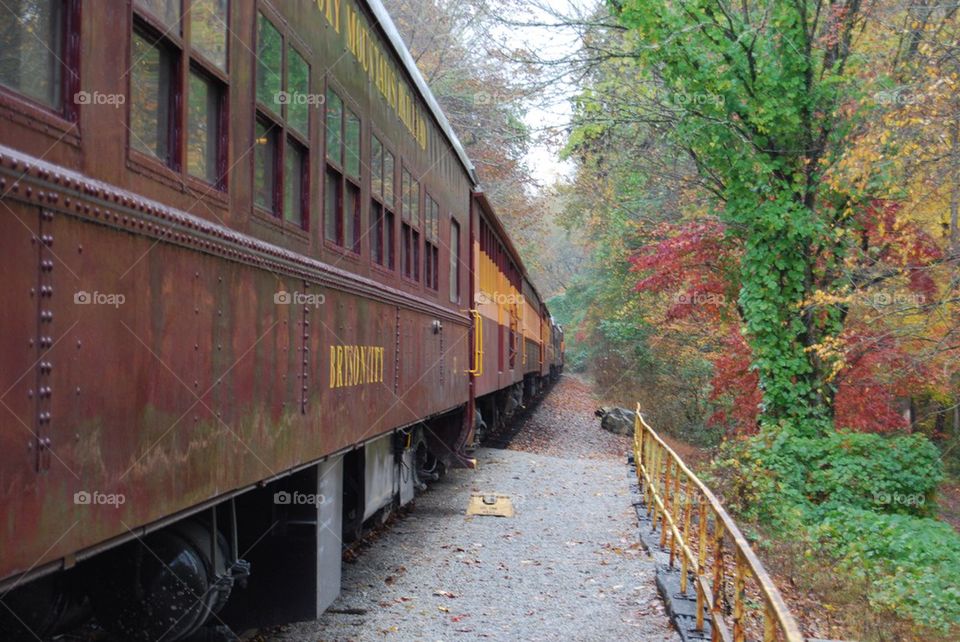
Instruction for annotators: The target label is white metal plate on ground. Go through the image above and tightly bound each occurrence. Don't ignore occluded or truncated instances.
[466,494,515,517]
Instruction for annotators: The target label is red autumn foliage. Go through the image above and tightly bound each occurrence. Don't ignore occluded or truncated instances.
[630,219,735,322]
[628,200,947,436]
[834,329,929,433]
[855,200,943,299]
[709,329,762,434]
[630,219,759,433]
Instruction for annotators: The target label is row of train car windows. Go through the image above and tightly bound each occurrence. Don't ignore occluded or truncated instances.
[0,1,462,303]
[478,218,521,290]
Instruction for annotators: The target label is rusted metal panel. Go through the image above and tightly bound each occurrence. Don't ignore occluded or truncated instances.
[0,0,548,589]
[0,202,43,578]
[322,290,402,451]
[0,156,481,589]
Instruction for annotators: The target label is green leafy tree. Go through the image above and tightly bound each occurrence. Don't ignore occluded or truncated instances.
[610,0,874,434]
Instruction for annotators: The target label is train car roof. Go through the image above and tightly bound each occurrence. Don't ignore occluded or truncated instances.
[367,0,478,185]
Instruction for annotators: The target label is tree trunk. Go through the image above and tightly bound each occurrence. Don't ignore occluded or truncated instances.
[951,100,959,257]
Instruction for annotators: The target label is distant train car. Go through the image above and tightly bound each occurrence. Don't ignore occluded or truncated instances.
[470,191,561,441]
[0,1,559,640]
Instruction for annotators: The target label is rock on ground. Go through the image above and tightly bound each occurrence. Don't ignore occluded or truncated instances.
[260,376,678,642]
[596,407,637,436]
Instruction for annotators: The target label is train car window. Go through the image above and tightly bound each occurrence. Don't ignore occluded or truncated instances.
[383,151,396,269]
[413,230,421,281]
[424,242,432,288]
[384,149,395,203]
[424,197,433,239]
[424,196,439,290]
[344,108,361,250]
[254,119,279,212]
[287,47,309,137]
[253,10,309,229]
[345,110,361,178]
[385,210,396,269]
[325,90,342,164]
[450,219,460,304]
[324,88,360,251]
[401,168,419,223]
[255,13,281,107]
[372,137,383,195]
[130,1,229,182]
[186,69,221,184]
[284,139,307,226]
[345,182,360,252]
[0,0,64,109]
[424,197,432,287]
[130,31,176,164]
[190,0,228,72]
[324,167,341,242]
[136,0,180,30]
[371,202,383,263]
[371,136,397,270]
[400,167,420,281]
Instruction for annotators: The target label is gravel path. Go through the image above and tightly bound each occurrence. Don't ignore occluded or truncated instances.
[260,376,678,642]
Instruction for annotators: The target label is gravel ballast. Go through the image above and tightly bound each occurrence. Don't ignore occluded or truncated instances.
[262,376,679,641]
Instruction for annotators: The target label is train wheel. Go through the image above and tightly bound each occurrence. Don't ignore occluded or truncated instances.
[88,520,240,641]
[0,574,83,641]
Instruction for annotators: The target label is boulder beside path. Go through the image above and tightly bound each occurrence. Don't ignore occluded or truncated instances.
[595,406,637,436]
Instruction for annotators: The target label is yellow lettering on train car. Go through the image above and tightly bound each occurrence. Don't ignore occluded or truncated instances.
[313,0,427,150]
[329,345,385,388]
[316,0,341,33]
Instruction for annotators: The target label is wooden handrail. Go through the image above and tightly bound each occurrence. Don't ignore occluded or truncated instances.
[633,404,804,642]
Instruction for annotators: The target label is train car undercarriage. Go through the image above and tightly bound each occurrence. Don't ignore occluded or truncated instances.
[0,407,466,642]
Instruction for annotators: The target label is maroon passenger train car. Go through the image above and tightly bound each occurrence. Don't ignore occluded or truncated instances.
[0,0,562,639]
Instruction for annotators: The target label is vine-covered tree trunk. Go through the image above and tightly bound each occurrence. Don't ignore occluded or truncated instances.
[613,0,865,434]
